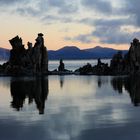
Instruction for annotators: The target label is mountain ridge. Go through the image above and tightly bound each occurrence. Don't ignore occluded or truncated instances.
[0,46,128,60]
[0,47,10,60]
[48,46,128,60]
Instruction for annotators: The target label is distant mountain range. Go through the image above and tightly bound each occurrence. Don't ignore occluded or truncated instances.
[0,48,10,60]
[48,46,128,60]
[0,46,128,60]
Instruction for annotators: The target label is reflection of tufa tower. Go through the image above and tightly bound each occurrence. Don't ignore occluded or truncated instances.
[8,33,48,75]
[111,76,140,106]
[10,77,49,114]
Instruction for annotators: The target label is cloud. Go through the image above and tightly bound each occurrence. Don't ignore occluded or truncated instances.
[75,0,140,45]
[16,7,40,17]
[68,16,140,45]
[0,0,29,5]
[81,0,112,14]
[94,18,135,27]
[69,16,138,44]
[0,0,79,17]
[90,18,138,44]
[92,3,140,44]
[92,26,130,44]
[76,0,140,44]
[5,0,79,25]
[123,0,140,26]
[65,34,93,43]
[0,0,18,4]
[41,15,74,24]
[79,17,135,27]
[65,29,131,45]
[1,0,140,45]
[15,0,79,18]
[47,0,78,14]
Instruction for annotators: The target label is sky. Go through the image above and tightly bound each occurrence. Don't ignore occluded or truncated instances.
[1,0,140,50]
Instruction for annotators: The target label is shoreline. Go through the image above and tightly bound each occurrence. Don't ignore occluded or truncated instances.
[0,71,132,77]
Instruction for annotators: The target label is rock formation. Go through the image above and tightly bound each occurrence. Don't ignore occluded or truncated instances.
[75,63,93,74]
[4,33,48,75]
[110,51,125,75]
[75,38,140,75]
[124,38,140,74]
[1,37,140,76]
[93,59,109,75]
[58,59,65,71]
[75,60,109,75]
[112,38,140,75]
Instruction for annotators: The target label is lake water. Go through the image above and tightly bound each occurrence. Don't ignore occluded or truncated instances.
[48,59,110,71]
[0,61,140,140]
[1,59,110,71]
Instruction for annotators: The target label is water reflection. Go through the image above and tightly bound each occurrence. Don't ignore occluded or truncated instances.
[10,77,49,114]
[97,76,102,88]
[1,75,140,140]
[59,76,64,88]
[96,76,110,88]
[111,76,140,106]
[111,77,124,94]
[9,75,140,116]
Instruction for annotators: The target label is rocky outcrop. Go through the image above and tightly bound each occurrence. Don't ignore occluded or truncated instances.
[3,33,48,75]
[58,59,65,71]
[49,59,73,75]
[124,38,140,74]
[75,38,140,75]
[110,51,125,75]
[93,59,109,75]
[110,38,140,75]
[1,37,140,76]
[75,60,110,75]
[75,63,93,74]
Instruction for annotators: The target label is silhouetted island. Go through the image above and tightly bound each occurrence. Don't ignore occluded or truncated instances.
[0,34,140,76]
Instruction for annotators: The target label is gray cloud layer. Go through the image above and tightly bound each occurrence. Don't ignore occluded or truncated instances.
[1,0,140,45]
[0,0,18,4]
[81,0,112,14]
[123,0,140,26]
[65,34,93,44]
[69,0,140,44]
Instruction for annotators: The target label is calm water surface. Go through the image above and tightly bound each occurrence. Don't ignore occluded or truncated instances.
[0,75,140,140]
[48,59,110,71]
[1,59,110,71]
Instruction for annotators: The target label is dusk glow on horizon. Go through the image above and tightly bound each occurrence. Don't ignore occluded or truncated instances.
[1,0,140,50]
